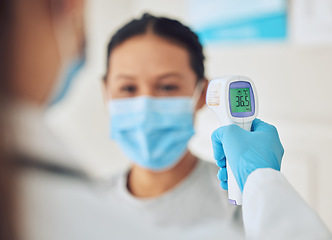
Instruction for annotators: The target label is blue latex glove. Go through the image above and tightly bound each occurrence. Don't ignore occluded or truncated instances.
[211,119,284,192]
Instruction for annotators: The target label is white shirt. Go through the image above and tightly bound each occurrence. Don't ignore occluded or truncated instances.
[103,159,244,240]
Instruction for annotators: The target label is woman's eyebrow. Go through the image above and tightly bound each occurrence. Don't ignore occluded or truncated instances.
[157,73,183,81]
[114,74,136,81]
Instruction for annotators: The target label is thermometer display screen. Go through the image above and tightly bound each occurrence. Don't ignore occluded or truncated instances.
[230,88,252,113]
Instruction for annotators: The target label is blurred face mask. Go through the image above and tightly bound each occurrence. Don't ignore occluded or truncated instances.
[108,83,203,171]
[48,4,86,106]
[50,55,86,105]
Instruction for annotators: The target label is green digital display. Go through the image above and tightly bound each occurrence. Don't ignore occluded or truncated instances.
[230,88,252,113]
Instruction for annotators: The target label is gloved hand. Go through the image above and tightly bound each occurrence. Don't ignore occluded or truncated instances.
[211,119,284,192]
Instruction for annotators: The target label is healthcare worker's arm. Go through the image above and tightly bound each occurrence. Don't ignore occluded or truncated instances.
[243,168,330,240]
[212,119,332,240]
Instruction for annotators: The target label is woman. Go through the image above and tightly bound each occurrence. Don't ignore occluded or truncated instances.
[103,14,244,239]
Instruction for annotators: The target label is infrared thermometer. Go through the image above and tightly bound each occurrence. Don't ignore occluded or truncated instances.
[206,75,258,205]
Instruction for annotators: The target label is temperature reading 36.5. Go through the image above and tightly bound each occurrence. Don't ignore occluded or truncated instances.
[230,88,252,113]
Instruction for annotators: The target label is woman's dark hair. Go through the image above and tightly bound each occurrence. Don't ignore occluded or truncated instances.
[105,13,205,80]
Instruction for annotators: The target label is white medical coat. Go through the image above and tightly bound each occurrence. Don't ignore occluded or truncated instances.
[243,168,331,240]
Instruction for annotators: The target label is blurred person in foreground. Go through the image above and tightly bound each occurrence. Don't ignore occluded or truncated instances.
[0,1,126,240]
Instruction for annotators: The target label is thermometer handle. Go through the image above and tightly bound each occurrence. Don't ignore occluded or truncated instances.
[226,121,252,205]
[226,161,242,205]
[236,121,252,132]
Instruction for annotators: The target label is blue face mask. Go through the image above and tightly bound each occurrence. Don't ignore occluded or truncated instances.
[49,12,87,106]
[108,96,195,171]
[50,56,86,105]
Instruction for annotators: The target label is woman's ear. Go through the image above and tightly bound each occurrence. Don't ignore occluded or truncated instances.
[195,78,208,111]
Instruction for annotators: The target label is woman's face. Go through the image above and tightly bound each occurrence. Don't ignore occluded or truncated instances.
[104,33,201,100]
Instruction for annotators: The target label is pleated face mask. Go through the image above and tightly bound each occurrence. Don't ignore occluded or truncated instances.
[108,96,196,171]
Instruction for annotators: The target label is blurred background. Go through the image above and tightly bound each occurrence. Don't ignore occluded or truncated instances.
[46,0,332,230]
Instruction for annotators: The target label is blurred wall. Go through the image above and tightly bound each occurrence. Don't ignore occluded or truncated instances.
[46,0,332,231]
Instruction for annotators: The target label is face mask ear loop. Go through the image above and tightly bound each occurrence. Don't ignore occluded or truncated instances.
[191,80,205,111]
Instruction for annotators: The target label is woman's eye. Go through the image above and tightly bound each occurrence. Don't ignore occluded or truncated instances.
[120,85,136,93]
[158,84,178,92]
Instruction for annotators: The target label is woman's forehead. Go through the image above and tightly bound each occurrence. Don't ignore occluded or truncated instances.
[108,34,194,75]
